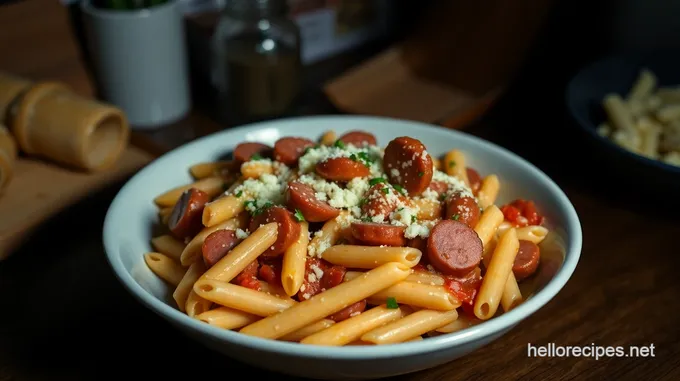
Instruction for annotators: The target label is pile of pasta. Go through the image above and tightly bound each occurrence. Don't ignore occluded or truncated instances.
[144,130,548,346]
[599,68,680,166]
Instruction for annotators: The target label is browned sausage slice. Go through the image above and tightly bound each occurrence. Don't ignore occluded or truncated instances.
[233,142,272,163]
[361,183,408,219]
[427,181,448,196]
[383,137,433,196]
[273,137,315,166]
[249,206,301,256]
[427,220,483,277]
[513,240,540,281]
[168,188,210,239]
[316,157,370,182]
[466,167,482,195]
[202,229,240,268]
[338,131,377,147]
[286,182,340,222]
[445,192,481,229]
[351,222,407,247]
[327,300,368,322]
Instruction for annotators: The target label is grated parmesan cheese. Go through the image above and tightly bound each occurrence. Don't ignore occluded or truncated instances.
[235,229,250,239]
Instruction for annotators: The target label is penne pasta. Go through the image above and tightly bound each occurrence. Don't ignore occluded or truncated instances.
[196,306,259,330]
[239,262,412,339]
[173,261,206,312]
[180,213,248,266]
[627,68,657,100]
[202,194,246,227]
[443,149,469,186]
[474,228,519,320]
[282,221,309,296]
[150,235,185,262]
[473,204,504,248]
[321,245,421,269]
[241,160,274,179]
[412,198,442,220]
[301,305,410,346]
[320,130,337,146]
[190,161,232,179]
[360,309,459,345]
[258,281,288,299]
[144,252,186,286]
[406,271,445,286]
[199,222,278,282]
[159,207,173,225]
[194,279,297,316]
[501,272,523,312]
[308,214,346,257]
[515,225,549,244]
[477,174,499,208]
[603,93,636,132]
[185,290,212,317]
[435,314,477,333]
[280,319,335,342]
[153,177,224,208]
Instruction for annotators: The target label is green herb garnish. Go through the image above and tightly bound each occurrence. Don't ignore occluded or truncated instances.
[361,216,372,222]
[411,215,417,223]
[236,191,243,197]
[334,140,346,149]
[349,153,358,161]
[386,297,399,309]
[251,153,264,160]
[357,151,374,165]
[393,184,406,194]
[439,194,447,201]
[448,160,456,168]
[245,200,273,216]
[418,171,424,177]
[294,209,305,222]
[451,214,460,221]
[381,188,389,194]
[369,177,387,186]
[358,198,367,207]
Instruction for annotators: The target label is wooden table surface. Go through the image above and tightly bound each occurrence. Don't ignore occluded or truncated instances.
[2,4,680,381]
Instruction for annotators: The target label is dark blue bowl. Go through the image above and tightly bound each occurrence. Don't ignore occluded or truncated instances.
[566,50,680,194]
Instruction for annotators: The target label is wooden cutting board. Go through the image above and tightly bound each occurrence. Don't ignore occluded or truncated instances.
[0,147,153,260]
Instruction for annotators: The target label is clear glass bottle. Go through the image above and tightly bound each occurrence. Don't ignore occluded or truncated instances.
[211,0,302,124]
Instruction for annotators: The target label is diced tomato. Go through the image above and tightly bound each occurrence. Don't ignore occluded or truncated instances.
[460,300,477,319]
[297,258,347,301]
[238,276,262,291]
[258,261,283,286]
[232,260,261,291]
[500,199,545,227]
[444,267,482,306]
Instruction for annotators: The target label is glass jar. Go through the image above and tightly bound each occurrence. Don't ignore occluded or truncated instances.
[211,0,302,125]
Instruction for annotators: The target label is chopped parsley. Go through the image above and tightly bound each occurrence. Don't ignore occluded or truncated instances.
[411,215,417,223]
[250,153,264,160]
[381,188,390,194]
[439,193,447,201]
[357,151,374,165]
[334,140,346,149]
[361,216,373,222]
[244,200,273,216]
[386,297,399,309]
[448,160,456,168]
[294,209,305,222]
[451,214,460,221]
[369,177,387,186]
[358,198,367,207]
[349,153,358,161]
[235,191,243,197]
[418,171,424,177]
[393,184,406,194]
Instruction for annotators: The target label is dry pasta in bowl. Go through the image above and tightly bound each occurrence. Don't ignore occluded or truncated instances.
[142,129,553,346]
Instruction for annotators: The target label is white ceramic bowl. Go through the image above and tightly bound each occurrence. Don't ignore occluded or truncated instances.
[103,116,582,380]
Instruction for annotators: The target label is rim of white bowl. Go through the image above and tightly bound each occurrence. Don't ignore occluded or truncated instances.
[103,115,582,360]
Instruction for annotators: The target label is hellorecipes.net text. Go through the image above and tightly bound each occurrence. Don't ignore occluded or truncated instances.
[527,343,655,361]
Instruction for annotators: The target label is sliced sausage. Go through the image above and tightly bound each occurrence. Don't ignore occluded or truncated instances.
[316,157,370,182]
[445,192,481,229]
[466,167,482,195]
[383,137,433,196]
[338,131,377,147]
[427,181,448,197]
[361,183,408,219]
[327,300,368,322]
[233,142,272,163]
[513,240,540,281]
[259,257,283,286]
[351,222,407,247]
[168,188,210,239]
[249,206,301,256]
[407,237,428,253]
[286,182,340,222]
[202,229,240,267]
[273,137,315,166]
[427,220,483,277]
